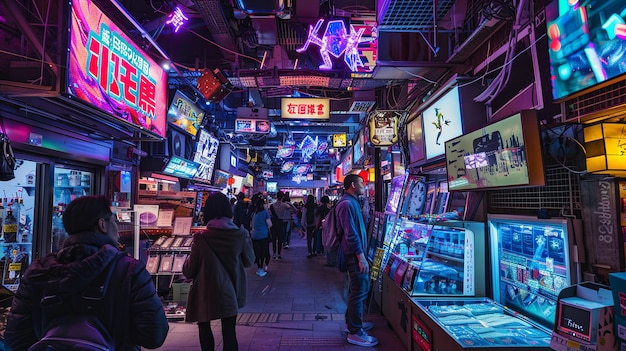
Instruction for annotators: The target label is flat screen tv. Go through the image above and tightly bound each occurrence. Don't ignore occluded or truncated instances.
[353,129,367,165]
[67,0,167,137]
[385,174,406,214]
[192,129,219,184]
[546,0,626,101]
[445,110,545,191]
[422,87,463,160]
[406,114,425,165]
[162,156,200,179]
[167,90,205,136]
[213,169,230,188]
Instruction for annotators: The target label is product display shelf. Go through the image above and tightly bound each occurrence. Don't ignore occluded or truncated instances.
[412,297,552,350]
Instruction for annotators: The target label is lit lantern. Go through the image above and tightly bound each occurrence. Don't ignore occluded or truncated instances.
[583,123,626,176]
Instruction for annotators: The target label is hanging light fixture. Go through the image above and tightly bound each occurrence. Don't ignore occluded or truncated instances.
[583,122,626,176]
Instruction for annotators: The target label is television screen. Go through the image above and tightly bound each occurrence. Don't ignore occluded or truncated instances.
[422,87,463,159]
[557,297,593,342]
[266,182,278,193]
[167,90,205,136]
[162,156,200,179]
[385,174,406,214]
[67,0,167,137]
[353,130,367,164]
[546,0,626,101]
[445,111,545,191]
[407,115,425,165]
[192,129,219,183]
[213,169,230,188]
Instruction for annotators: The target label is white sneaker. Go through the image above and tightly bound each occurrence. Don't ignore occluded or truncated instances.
[347,329,378,347]
[255,268,263,276]
[258,269,267,277]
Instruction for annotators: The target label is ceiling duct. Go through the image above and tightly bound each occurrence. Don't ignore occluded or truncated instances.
[192,0,239,62]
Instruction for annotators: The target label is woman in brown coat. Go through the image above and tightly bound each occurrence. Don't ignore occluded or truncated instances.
[183,192,255,351]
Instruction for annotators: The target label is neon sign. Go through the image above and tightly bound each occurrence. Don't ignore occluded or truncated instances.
[166,7,188,33]
[68,0,167,137]
[297,19,367,71]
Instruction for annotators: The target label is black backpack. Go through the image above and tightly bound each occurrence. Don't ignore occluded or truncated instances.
[28,254,124,351]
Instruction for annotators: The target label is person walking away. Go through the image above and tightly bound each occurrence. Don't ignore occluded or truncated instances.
[282,192,298,247]
[301,195,318,258]
[315,196,332,256]
[5,195,169,351]
[273,191,296,250]
[250,197,272,276]
[336,174,378,347]
[183,192,255,351]
[269,193,285,259]
[233,192,250,231]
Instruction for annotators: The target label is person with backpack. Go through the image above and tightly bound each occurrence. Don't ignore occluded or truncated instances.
[301,195,318,258]
[5,195,169,351]
[336,174,378,347]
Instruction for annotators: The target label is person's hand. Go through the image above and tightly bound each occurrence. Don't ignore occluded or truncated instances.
[357,255,369,274]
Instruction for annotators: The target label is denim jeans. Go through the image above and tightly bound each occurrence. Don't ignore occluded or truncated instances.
[345,254,370,334]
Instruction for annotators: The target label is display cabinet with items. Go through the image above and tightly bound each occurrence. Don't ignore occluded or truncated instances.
[145,217,195,319]
[382,218,484,297]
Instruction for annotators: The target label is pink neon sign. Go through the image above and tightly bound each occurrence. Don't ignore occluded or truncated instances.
[67,0,167,137]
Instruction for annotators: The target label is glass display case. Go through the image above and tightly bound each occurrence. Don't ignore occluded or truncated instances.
[411,298,552,350]
[382,218,484,297]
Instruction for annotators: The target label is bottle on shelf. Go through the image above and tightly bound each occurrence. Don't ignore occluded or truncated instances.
[3,206,18,243]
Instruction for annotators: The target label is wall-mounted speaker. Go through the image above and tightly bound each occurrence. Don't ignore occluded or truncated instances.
[168,128,190,159]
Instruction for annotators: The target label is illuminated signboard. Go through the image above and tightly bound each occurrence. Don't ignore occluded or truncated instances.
[368,110,401,147]
[281,98,330,119]
[423,87,463,159]
[234,118,271,134]
[67,0,167,137]
[333,133,347,148]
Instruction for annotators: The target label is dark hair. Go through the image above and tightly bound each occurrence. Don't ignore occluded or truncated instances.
[253,197,266,214]
[304,194,315,210]
[321,196,330,204]
[276,191,284,200]
[203,192,233,221]
[344,174,362,190]
[237,192,245,201]
[63,195,112,235]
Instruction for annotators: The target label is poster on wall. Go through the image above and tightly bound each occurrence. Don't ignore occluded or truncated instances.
[67,0,168,137]
[368,110,402,147]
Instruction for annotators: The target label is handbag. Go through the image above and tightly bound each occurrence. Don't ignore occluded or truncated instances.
[0,118,15,181]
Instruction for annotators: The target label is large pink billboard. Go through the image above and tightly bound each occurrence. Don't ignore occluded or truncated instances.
[67,0,167,137]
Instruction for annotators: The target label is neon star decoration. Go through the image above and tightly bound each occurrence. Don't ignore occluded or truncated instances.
[166,7,188,33]
[297,19,366,71]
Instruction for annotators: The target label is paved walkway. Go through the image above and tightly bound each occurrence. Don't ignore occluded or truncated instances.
[156,232,406,350]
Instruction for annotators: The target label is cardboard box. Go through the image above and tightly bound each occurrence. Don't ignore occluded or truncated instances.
[172,282,191,302]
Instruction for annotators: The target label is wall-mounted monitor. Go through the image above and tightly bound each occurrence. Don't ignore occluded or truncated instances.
[406,114,425,165]
[167,90,205,136]
[353,129,367,165]
[422,87,464,160]
[67,0,167,137]
[213,169,231,188]
[546,0,626,101]
[192,129,219,183]
[445,110,545,191]
[266,181,278,193]
[162,156,200,179]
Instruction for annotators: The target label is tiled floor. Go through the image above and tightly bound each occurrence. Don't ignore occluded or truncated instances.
[156,231,406,350]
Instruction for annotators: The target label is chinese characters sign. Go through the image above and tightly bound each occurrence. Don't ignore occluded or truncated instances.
[68,0,167,137]
[281,98,330,119]
[368,110,402,147]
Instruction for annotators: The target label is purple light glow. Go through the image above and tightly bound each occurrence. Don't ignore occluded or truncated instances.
[166,7,188,33]
[297,19,366,71]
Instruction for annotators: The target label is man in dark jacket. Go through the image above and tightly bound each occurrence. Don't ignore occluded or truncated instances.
[5,195,169,351]
[233,192,251,231]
